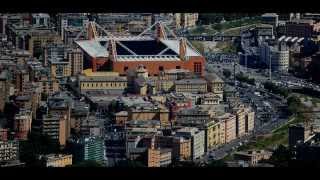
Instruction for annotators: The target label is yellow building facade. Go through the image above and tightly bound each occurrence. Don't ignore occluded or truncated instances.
[49,61,71,79]
[128,106,170,126]
[175,79,207,93]
[205,121,221,150]
[78,75,127,93]
[42,154,73,167]
[147,148,160,167]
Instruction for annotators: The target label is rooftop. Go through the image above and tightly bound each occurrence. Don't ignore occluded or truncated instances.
[79,75,127,82]
[289,19,315,24]
[126,120,160,127]
[0,71,8,80]
[177,106,209,116]
[164,68,191,74]
[85,92,120,103]
[82,68,119,77]
[115,111,128,116]
[214,112,235,121]
[175,78,207,85]
[262,13,279,17]
[176,127,201,135]
[41,154,72,161]
[32,13,50,18]
[119,96,152,107]
[204,73,224,83]
[15,95,31,101]
[76,40,108,58]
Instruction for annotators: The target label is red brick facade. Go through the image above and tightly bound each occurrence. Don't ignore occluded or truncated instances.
[92,57,108,71]
[112,57,205,76]
[90,56,205,76]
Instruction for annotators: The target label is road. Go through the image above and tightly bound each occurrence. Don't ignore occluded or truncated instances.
[201,115,290,162]
[202,135,252,162]
[199,66,291,162]
[199,25,320,163]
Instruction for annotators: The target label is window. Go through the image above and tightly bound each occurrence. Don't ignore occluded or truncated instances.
[124,66,128,71]
[245,115,249,133]
[193,62,202,75]
[176,66,181,69]
[159,66,164,71]
[32,18,36,25]
[39,18,44,25]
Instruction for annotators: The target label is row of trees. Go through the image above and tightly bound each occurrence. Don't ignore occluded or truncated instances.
[263,81,289,98]
[198,13,261,25]
[223,69,232,79]
[236,73,255,85]
[210,17,261,31]
[19,132,61,167]
[307,57,320,83]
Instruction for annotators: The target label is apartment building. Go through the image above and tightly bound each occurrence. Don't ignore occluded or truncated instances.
[147,148,172,167]
[175,79,207,94]
[0,140,19,162]
[39,154,73,167]
[175,127,205,160]
[14,109,32,140]
[214,113,237,144]
[204,73,224,103]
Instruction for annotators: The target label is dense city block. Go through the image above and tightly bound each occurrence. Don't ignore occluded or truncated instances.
[0,13,320,167]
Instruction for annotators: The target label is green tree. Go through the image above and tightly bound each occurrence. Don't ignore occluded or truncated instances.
[207,159,227,167]
[263,81,289,98]
[198,13,260,25]
[3,102,19,128]
[236,73,255,85]
[190,41,205,55]
[221,44,237,53]
[115,160,146,167]
[169,161,200,167]
[41,93,48,101]
[211,23,223,31]
[223,69,232,79]
[307,57,320,83]
[268,145,292,167]
[287,95,302,115]
[19,132,60,166]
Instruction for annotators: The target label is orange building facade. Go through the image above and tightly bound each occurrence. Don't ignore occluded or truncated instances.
[87,55,205,77]
[111,57,205,76]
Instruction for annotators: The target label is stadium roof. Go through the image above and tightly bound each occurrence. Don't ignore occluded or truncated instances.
[161,39,200,56]
[76,40,108,58]
[76,38,201,59]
